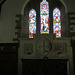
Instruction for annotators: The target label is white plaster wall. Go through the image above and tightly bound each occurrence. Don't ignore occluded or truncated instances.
[0,0,26,43]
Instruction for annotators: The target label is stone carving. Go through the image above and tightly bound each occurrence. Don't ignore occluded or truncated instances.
[43,40,52,55]
[24,43,33,55]
[56,43,67,53]
[38,39,52,56]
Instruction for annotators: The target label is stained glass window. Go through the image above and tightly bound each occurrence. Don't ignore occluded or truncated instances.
[53,8,61,38]
[40,0,49,34]
[29,9,36,38]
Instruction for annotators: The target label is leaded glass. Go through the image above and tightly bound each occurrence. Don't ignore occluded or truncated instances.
[53,8,61,38]
[40,0,49,34]
[29,9,36,38]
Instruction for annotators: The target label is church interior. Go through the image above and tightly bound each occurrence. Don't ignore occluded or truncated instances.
[0,0,75,75]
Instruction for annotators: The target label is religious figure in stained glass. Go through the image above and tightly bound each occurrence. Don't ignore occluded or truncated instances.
[40,0,49,34]
[29,9,36,38]
[53,8,61,38]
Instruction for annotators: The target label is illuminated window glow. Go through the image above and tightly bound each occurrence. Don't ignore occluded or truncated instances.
[29,9,36,38]
[40,0,49,34]
[53,8,61,38]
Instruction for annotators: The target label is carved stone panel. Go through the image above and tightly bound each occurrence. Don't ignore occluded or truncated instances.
[37,39,52,56]
[24,43,33,55]
[55,43,67,54]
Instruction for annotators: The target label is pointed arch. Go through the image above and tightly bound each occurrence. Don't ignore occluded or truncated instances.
[53,8,61,38]
[21,0,29,15]
[29,9,36,38]
[40,0,49,34]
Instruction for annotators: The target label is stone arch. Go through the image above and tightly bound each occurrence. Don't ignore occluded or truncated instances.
[21,0,67,15]
[21,0,29,15]
[20,0,69,38]
[60,0,68,13]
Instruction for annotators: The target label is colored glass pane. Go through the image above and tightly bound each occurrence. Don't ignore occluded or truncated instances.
[53,8,61,38]
[40,0,49,34]
[29,9,36,38]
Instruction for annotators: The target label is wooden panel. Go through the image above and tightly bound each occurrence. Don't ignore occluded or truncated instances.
[22,59,68,75]
[0,43,18,75]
